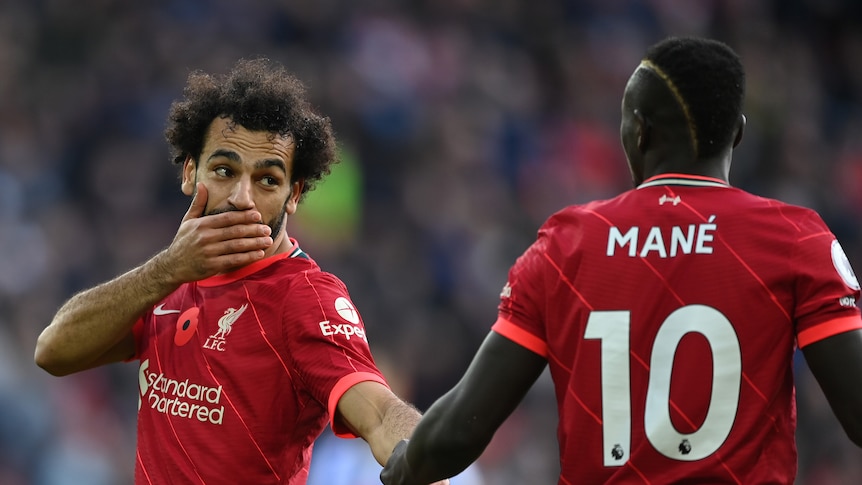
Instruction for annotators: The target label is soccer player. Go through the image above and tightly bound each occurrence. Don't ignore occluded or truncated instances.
[34,58,446,485]
[380,37,862,484]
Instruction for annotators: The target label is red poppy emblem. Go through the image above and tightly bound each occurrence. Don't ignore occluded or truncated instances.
[174,307,200,346]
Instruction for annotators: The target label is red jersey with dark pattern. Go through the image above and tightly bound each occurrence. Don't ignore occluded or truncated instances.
[131,240,387,484]
[493,174,862,485]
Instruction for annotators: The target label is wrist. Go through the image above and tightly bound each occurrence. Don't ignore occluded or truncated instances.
[145,250,184,289]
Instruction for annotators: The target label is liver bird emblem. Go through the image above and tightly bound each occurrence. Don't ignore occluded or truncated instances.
[212,304,248,340]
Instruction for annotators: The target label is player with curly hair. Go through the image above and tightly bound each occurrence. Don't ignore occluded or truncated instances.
[35,58,447,485]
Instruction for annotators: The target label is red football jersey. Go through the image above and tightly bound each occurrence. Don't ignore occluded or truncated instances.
[493,174,862,484]
[131,240,387,484]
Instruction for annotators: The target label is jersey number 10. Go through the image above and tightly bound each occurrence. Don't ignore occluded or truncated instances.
[584,305,741,465]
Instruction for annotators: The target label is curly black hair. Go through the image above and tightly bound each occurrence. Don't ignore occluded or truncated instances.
[644,37,745,159]
[164,57,337,200]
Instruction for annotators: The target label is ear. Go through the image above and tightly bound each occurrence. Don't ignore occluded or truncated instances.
[285,179,305,215]
[634,109,651,154]
[181,156,197,196]
[732,113,746,148]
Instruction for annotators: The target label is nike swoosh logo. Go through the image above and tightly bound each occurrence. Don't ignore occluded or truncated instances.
[153,304,181,316]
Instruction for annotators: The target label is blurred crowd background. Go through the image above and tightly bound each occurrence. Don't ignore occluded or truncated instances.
[2,0,862,484]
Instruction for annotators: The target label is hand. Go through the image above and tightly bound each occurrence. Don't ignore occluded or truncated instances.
[380,440,450,485]
[159,183,273,282]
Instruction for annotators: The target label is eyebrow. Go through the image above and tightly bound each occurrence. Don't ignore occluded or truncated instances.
[207,149,287,173]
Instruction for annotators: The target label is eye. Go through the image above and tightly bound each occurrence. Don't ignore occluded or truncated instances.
[260,175,280,187]
[214,166,232,177]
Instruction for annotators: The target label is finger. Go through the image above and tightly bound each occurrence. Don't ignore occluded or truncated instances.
[196,219,271,242]
[207,250,268,272]
[183,182,208,222]
[206,236,273,256]
[221,224,271,241]
[203,209,265,229]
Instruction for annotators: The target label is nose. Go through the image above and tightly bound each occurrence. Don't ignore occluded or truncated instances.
[227,176,255,210]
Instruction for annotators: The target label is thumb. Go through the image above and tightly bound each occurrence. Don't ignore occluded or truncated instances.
[183,182,208,221]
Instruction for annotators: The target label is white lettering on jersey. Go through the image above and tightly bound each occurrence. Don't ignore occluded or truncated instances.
[607,215,717,258]
[319,320,367,342]
[138,359,224,425]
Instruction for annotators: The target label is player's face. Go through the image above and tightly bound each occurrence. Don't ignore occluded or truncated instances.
[182,116,302,248]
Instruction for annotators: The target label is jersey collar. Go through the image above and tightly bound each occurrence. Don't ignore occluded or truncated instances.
[637,173,730,189]
[198,237,304,287]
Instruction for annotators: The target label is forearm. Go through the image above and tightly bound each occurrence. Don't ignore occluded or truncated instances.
[35,250,179,375]
[401,393,489,482]
[380,391,489,485]
[365,394,423,465]
[381,333,548,485]
[335,380,427,466]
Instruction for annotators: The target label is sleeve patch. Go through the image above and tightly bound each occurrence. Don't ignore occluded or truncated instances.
[832,240,860,290]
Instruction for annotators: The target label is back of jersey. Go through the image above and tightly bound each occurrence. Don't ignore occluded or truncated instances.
[495,174,862,484]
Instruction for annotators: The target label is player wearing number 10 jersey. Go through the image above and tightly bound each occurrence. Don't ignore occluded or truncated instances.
[380,37,862,485]
[488,173,862,483]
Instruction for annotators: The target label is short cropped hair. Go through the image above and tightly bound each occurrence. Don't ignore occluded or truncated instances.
[165,58,337,199]
[644,37,745,159]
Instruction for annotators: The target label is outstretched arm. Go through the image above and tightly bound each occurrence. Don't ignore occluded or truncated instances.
[336,381,450,485]
[802,328,862,447]
[380,331,547,485]
[336,381,424,466]
[34,183,273,376]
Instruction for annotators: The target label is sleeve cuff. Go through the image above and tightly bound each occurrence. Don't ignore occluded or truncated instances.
[327,372,390,438]
[797,315,862,348]
[492,317,548,358]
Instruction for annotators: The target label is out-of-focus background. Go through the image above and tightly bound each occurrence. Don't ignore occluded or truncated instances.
[2,1,862,484]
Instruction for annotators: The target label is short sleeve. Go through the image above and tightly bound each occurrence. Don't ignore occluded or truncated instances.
[493,224,554,358]
[793,213,862,347]
[282,271,388,437]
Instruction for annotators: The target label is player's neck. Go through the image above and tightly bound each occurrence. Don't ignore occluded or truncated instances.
[267,231,293,257]
[645,155,730,184]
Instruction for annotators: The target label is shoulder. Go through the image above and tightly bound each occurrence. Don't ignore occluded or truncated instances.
[282,254,347,288]
[246,253,349,300]
[261,252,335,284]
[537,193,630,240]
[515,199,621,269]
[278,263,351,300]
[732,189,832,234]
